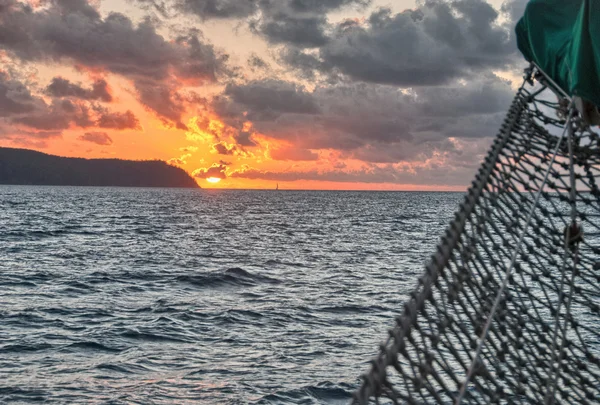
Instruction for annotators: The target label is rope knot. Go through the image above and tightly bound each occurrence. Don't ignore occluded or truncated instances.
[564,222,583,248]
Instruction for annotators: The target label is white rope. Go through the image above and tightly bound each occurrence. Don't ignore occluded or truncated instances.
[454,102,576,405]
[544,226,573,404]
[544,117,580,404]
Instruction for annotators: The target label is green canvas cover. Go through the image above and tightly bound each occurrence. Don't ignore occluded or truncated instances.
[516,0,600,106]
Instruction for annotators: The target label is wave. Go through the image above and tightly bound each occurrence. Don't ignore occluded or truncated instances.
[0,342,53,353]
[0,387,48,402]
[176,267,280,288]
[63,341,123,353]
[119,329,192,343]
[317,303,389,314]
[256,381,354,404]
[264,259,308,268]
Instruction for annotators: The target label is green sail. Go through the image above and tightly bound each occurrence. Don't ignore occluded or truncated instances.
[516,0,600,106]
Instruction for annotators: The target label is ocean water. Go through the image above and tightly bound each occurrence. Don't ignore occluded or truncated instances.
[0,187,462,404]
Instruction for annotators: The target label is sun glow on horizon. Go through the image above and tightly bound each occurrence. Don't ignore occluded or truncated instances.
[206,177,222,184]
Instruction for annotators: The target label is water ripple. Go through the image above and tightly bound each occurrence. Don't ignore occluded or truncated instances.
[0,187,462,404]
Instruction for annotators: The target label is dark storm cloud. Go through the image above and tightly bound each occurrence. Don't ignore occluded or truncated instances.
[415,75,514,117]
[250,13,329,47]
[157,0,369,20]
[221,79,320,119]
[212,74,513,162]
[287,0,370,13]
[0,0,230,125]
[175,0,260,19]
[78,131,112,145]
[283,0,520,85]
[46,77,112,102]
[247,0,369,48]
[0,0,228,80]
[137,0,369,48]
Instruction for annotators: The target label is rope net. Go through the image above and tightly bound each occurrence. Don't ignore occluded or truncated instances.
[353,67,600,404]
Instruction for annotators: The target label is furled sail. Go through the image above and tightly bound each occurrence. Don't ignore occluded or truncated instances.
[353,2,600,404]
[516,0,600,107]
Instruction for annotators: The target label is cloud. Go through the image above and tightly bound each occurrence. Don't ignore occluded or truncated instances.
[0,73,39,117]
[167,153,191,166]
[12,101,142,131]
[211,75,513,162]
[193,163,227,179]
[13,99,94,130]
[136,0,370,49]
[210,141,252,157]
[234,130,257,147]
[134,80,187,129]
[0,121,62,148]
[211,141,235,155]
[0,70,142,135]
[175,0,259,19]
[0,0,230,125]
[3,82,141,132]
[228,160,478,187]
[286,0,371,13]
[218,79,320,121]
[500,0,529,26]
[283,0,520,85]
[46,77,112,102]
[78,131,112,145]
[250,13,330,47]
[0,0,526,189]
[246,1,369,48]
[0,0,228,81]
[151,0,369,21]
[96,110,141,130]
[247,54,270,71]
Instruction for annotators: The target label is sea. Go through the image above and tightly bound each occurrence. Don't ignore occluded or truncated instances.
[0,186,463,404]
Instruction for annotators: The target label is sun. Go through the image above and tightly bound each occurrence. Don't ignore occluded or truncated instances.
[206,177,221,184]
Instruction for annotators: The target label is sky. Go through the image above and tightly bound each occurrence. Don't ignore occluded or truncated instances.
[0,0,529,189]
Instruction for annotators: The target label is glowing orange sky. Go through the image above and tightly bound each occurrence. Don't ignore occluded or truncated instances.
[0,0,522,190]
[0,64,476,190]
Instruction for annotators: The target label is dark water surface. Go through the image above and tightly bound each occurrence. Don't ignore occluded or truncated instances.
[0,187,462,404]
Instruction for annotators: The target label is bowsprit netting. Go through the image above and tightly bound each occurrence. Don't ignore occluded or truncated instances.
[353,66,600,405]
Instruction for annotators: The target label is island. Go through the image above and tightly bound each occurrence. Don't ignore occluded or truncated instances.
[0,147,199,188]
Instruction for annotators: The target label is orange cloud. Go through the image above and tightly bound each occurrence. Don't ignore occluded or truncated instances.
[193,164,227,180]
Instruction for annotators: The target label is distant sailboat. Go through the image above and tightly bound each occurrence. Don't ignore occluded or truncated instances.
[275,183,279,190]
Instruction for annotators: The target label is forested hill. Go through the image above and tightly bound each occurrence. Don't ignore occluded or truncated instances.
[0,147,199,188]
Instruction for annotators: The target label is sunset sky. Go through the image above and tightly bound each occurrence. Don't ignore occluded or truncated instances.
[0,0,528,189]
